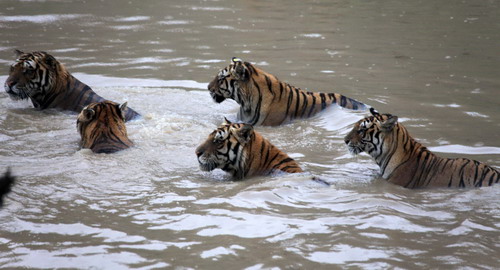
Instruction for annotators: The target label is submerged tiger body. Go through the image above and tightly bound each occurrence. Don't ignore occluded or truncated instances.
[344,108,500,188]
[77,101,133,154]
[208,57,367,126]
[4,50,140,121]
[195,119,303,179]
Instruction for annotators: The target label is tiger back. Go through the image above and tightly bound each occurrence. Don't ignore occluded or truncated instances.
[344,108,500,188]
[77,101,133,154]
[207,57,367,126]
[195,119,303,179]
[4,50,140,121]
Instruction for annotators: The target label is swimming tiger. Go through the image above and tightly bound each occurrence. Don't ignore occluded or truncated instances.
[195,118,303,179]
[77,101,133,154]
[0,168,15,208]
[344,108,500,188]
[4,50,140,121]
[207,57,368,126]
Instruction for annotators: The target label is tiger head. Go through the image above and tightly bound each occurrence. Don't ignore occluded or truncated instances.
[4,50,65,106]
[195,118,254,177]
[77,101,133,154]
[207,57,252,103]
[344,108,399,156]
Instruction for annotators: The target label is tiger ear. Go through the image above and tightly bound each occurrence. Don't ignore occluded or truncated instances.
[223,117,232,125]
[14,49,24,57]
[81,108,95,122]
[380,115,398,132]
[44,53,57,70]
[118,102,128,120]
[231,57,249,81]
[232,57,243,63]
[370,107,380,117]
[235,124,253,144]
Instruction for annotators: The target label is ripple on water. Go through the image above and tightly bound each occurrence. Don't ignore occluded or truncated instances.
[0,14,86,24]
[307,245,392,264]
[1,74,499,269]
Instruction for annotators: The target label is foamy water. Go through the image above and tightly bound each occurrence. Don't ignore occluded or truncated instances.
[1,0,499,268]
[1,75,499,268]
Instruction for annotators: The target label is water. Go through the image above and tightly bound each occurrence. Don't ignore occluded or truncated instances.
[1,0,499,268]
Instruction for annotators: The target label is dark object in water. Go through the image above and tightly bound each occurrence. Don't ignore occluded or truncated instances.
[312,176,331,186]
[0,168,15,208]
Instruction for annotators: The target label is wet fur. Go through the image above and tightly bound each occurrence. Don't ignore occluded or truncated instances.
[4,50,139,121]
[208,58,367,126]
[77,101,133,154]
[195,119,303,179]
[344,109,500,188]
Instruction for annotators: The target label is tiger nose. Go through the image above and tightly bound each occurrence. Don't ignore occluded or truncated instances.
[208,79,216,90]
[195,148,203,157]
[344,138,350,145]
[5,80,16,87]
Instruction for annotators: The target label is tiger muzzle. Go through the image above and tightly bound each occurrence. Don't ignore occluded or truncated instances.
[195,145,207,165]
[207,78,226,103]
[208,86,226,103]
[4,81,25,100]
[211,93,226,103]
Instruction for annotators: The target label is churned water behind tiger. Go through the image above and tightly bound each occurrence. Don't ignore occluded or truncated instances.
[1,0,500,268]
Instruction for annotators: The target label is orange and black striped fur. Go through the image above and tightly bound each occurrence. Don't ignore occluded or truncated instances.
[77,101,133,154]
[208,57,367,126]
[344,108,500,188]
[195,119,303,179]
[4,50,139,121]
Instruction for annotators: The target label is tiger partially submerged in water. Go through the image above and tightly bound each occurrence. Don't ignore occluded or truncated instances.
[77,101,133,154]
[195,119,303,179]
[208,57,367,126]
[344,108,500,188]
[4,50,140,121]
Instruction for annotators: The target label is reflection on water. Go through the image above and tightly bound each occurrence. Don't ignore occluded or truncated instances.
[0,0,499,269]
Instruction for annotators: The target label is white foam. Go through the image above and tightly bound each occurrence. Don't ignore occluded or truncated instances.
[0,14,85,23]
[72,73,207,89]
[428,144,500,155]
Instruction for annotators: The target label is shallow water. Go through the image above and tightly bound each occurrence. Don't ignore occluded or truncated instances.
[1,0,499,269]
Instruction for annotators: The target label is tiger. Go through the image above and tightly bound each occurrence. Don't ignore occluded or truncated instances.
[0,168,15,208]
[77,101,134,154]
[207,57,368,126]
[4,50,140,121]
[344,108,500,188]
[195,118,303,179]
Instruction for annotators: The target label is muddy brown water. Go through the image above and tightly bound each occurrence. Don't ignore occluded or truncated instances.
[0,0,499,269]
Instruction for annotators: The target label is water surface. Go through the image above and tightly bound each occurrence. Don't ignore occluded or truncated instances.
[0,0,499,269]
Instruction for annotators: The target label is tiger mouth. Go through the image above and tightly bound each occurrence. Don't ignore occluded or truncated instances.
[347,144,363,155]
[5,86,29,100]
[198,159,218,172]
[210,92,226,103]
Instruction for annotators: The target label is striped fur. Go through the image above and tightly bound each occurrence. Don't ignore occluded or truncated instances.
[195,119,303,179]
[77,101,133,154]
[344,108,500,188]
[208,57,367,126]
[4,50,139,121]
